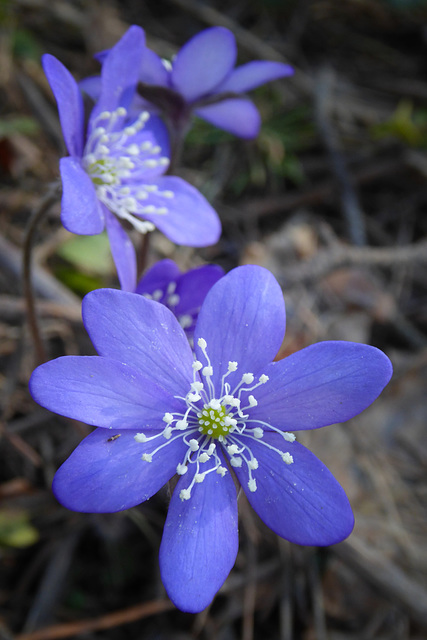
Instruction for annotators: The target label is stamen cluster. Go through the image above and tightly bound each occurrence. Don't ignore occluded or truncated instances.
[134,337,295,501]
[83,107,172,233]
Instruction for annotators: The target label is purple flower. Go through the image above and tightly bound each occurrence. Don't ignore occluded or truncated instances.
[29,266,392,613]
[133,259,224,340]
[95,26,293,139]
[42,26,221,279]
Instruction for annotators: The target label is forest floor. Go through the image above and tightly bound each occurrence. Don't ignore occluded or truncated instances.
[1,1,427,638]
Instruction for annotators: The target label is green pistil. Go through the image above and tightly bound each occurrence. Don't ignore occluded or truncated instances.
[198,405,230,439]
[87,159,117,186]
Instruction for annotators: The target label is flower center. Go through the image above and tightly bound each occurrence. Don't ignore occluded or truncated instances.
[134,337,295,501]
[82,107,173,234]
[198,405,230,439]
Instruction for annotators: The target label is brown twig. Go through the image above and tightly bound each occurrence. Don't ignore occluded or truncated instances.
[15,599,174,640]
[334,537,427,628]
[315,67,367,246]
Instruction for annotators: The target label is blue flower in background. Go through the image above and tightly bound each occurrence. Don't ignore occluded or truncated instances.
[29,266,392,613]
[133,259,224,340]
[42,26,221,281]
[137,26,294,138]
[88,26,294,139]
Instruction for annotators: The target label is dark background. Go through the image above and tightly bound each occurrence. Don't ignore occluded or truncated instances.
[1,1,427,638]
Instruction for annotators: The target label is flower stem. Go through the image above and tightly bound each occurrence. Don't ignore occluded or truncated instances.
[23,184,61,365]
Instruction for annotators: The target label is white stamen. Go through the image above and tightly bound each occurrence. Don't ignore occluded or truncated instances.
[242,373,254,384]
[177,463,188,475]
[189,439,199,452]
[142,453,152,462]
[180,489,191,501]
[230,457,243,468]
[282,452,294,464]
[134,433,147,442]
[163,413,173,424]
[248,478,257,492]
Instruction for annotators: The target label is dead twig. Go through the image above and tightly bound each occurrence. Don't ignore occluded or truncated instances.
[15,599,174,640]
[334,537,427,628]
[315,67,367,246]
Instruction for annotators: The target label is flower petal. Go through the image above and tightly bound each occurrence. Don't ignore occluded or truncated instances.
[194,265,286,392]
[90,25,145,126]
[59,157,105,234]
[174,264,225,317]
[159,452,238,612]
[171,27,236,102]
[135,259,181,297]
[52,428,187,512]
[29,356,181,429]
[42,54,85,157]
[79,75,101,102]
[249,341,393,430]
[195,98,261,138]
[104,209,137,292]
[140,47,170,87]
[82,288,195,396]
[217,60,294,93]
[233,433,354,545]
[138,176,221,247]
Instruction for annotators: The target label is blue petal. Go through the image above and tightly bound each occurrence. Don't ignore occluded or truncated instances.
[195,98,261,138]
[135,259,181,298]
[90,25,145,127]
[233,432,354,545]
[159,451,238,612]
[53,428,188,512]
[217,60,294,93]
[174,264,225,317]
[249,341,393,430]
[104,208,137,292]
[82,289,195,397]
[42,54,85,157]
[79,75,101,102]
[140,47,170,86]
[193,265,286,392]
[171,27,236,102]
[29,356,182,429]
[59,157,105,234]
[138,176,221,247]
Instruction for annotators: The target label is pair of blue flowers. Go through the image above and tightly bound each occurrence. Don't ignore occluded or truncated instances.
[31,25,393,614]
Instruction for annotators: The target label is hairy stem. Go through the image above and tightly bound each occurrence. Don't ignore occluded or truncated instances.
[23,185,61,365]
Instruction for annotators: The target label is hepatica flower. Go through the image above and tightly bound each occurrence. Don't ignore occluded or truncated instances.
[42,25,221,280]
[30,266,392,613]
[133,259,224,340]
[135,26,294,138]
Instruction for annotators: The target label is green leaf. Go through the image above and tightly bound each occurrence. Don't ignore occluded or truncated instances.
[0,510,39,548]
[56,233,113,276]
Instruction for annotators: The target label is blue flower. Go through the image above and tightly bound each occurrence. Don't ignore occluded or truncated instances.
[139,26,293,138]
[29,266,392,613]
[42,25,221,275]
[91,26,293,139]
[132,259,224,340]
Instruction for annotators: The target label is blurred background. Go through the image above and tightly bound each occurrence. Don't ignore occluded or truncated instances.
[1,0,427,638]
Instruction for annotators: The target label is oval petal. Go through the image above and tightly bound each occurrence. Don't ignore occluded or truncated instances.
[42,54,85,157]
[193,265,286,393]
[233,433,354,546]
[159,451,238,612]
[249,341,393,430]
[82,288,195,397]
[195,98,261,138]
[172,27,236,102]
[53,428,187,512]
[60,157,105,234]
[29,356,182,429]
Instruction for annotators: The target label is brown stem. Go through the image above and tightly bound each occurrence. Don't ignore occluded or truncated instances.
[23,185,61,366]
